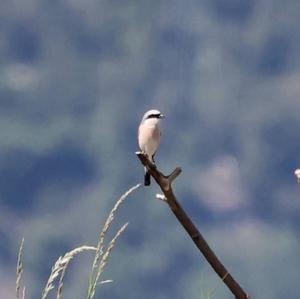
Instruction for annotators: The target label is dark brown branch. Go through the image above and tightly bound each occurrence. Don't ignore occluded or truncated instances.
[136,152,250,299]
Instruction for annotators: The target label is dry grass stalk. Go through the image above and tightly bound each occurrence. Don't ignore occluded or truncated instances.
[92,183,141,272]
[55,245,96,299]
[16,238,24,299]
[98,279,113,284]
[88,222,128,299]
[22,287,26,299]
[14,184,140,299]
[41,245,96,299]
[87,184,141,299]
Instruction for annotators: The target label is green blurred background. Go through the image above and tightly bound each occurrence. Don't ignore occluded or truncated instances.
[1,1,300,298]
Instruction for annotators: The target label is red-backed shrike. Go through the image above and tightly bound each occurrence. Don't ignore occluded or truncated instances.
[138,109,165,186]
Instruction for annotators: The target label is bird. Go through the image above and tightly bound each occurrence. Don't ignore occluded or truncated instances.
[138,109,165,186]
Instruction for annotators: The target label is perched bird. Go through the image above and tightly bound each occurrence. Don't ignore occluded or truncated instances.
[138,109,165,186]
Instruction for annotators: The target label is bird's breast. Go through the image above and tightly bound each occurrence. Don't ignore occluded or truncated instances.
[138,124,160,155]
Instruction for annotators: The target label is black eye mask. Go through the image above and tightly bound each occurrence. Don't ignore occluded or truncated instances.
[147,114,160,119]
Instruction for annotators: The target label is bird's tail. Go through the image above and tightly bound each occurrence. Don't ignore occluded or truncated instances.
[144,168,151,186]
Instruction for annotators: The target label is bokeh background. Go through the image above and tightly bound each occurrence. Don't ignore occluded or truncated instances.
[1,1,300,298]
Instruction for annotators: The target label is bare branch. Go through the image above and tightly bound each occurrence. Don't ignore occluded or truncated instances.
[136,152,250,299]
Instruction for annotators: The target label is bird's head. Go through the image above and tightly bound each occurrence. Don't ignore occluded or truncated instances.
[142,109,165,123]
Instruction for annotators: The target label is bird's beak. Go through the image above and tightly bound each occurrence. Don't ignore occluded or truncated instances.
[159,114,165,119]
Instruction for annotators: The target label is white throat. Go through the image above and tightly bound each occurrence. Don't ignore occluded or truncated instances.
[142,118,160,127]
